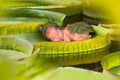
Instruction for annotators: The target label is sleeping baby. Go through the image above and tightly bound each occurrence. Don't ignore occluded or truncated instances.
[39,19,95,42]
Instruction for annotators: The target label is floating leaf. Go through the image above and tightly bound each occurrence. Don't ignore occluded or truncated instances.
[0,36,33,54]
[101,51,120,79]
[0,8,65,35]
[1,8,65,24]
[32,26,110,66]
[48,67,116,80]
[0,49,30,60]
[3,0,82,16]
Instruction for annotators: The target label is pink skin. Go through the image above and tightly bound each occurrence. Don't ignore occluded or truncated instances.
[45,26,91,42]
[71,33,91,41]
[45,26,64,42]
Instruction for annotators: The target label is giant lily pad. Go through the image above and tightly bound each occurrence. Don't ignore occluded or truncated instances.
[99,24,120,52]
[0,36,33,54]
[3,0,82,16]
[0,8,65,25]
[0,49,30,60]
[31,25,110,66]
[0,8,65,35]
[32,67,116,80]
[101,51,120,78]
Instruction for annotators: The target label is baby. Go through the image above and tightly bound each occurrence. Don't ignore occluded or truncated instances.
[39,20,95,42]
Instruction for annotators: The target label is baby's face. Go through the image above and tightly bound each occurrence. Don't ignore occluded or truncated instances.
[45,26,63,42]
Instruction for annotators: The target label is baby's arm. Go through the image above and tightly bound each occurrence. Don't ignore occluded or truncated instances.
[72,33,91,41]
[63,36,71,42]
[63,32,71,42]
[62,28,71,42]
[62,28,91,41]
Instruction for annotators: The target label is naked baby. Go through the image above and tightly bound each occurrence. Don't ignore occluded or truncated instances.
[39,19,95,42]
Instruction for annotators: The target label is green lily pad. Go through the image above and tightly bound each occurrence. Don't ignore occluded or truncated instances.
[4,0,82,16]
[0,16,48,24]
[0,8,65,27]
[0,36,33,54]
[101,51,120,77]
[0,49,30,60]
[32,67,116,80]
[31,25,110,66]
[4,32,47,44]
[110,66,120,75]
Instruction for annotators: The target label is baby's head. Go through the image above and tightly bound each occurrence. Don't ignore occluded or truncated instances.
[39,19,63,41]
[39,22,63,41]
[44,26,63,42]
